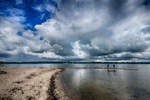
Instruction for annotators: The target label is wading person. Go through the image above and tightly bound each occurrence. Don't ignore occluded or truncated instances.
[113,64,116,69]
[107,64,110,69]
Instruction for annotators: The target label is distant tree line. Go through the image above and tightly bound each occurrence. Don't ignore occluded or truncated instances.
[0,61,150,64]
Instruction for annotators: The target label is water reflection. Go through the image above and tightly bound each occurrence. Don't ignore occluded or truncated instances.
[2,64,107,67]
[60,64,150,100]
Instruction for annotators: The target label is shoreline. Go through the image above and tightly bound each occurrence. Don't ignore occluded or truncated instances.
[0,67,68,100]
[0,66,137,100]
[47,68,70,100]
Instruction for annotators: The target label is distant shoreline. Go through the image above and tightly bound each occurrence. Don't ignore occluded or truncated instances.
[1,61,150,64]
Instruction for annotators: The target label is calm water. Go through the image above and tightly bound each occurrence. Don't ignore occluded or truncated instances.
[60,64,150,100]
[1,63,107,67]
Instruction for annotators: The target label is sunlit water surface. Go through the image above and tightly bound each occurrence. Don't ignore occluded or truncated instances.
[60,64,150,100]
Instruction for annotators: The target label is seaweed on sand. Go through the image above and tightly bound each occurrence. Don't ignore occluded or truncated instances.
[0,70,7,74]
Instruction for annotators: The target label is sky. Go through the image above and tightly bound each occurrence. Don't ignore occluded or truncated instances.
[0,0,150,62]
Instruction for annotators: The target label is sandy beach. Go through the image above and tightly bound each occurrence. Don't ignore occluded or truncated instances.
[0,67,69,100]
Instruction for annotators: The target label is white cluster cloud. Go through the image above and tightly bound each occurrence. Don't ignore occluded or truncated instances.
[72,41,89,58]
[33,4,56,13]
[0,17,62,60]
[5,8,26,23]
[35,7,109,40]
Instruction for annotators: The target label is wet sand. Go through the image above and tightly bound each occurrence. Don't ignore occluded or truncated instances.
[0,67,68,100]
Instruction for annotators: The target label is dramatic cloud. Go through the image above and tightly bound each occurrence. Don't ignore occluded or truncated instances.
[1,0,150,61]
[0,18,62,60]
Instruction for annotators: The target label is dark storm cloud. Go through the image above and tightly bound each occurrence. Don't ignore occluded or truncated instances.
[34,0,150,60]
[108,0,128,20]
[57,0,128,22]
[75,38,147,57]
[0,53,10,58]
[142,0,150,8]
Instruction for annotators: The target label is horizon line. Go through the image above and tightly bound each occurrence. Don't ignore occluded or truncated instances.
[1,61,150,64]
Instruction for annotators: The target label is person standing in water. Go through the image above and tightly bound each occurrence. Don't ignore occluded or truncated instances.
[107,64,110,69]
[113,64,116,69]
